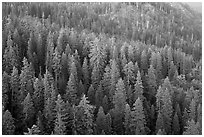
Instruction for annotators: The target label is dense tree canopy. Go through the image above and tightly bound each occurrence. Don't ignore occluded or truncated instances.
[2,2,202,135]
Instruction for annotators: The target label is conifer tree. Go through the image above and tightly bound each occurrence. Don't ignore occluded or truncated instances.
[10,66,21,115]
[96,106,106,134]
[183,119,200,135]
[110,59,120,101]
[101,65,111,96]
[75,95,94,135]
[147,64,157,99]
[89,36,107,71]
[91,65,101,89]
[172,112,180,134]
[156,112,164,133]
[19,57,34,102]
[54,94,66,135]
[33,77,44,112]
[141,50,148,73]
[189,98,196,121]
[46,31,55,73]
[44,84,57,134]
[102,95,109,114]
[124,103,131,134]
[22,93,35,128]
[161,89,173,134]
[104,113,112,134]
[134,71,144,103]
[43,69,54,107]
[130,97,146,135]
[65,73,77,105]
[2,71,10,111]
[113,78,126,112]
[87,84,95,105]
[82,57,90,91]
[95,83,103,108]
[2,110,15,135]
[123,61,135,85]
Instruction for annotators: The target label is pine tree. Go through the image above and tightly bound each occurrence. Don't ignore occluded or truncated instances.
[113,78,126,112]
[70,61,78,83]
[104,113,112,134]
[65,73,77,105]
[22,93,35,128]
[156,112,164,133]
[46,31,55,73]
[33,77,44,113]
[2,71,10,111]
[82,57,90,91]
[75,95,94,135]
[183,119,200,135]
[172,112,180,134]
[130,97,146,135]
[141,50,148,74]
[102,95,109,114]
[10,66,21,116]
[101,65,111,96]
[134,71,144,103]
[96,106,106,134]
[95,83,103,108]
[89,36,107,70]
[54,94,66,135]
[123,61,135,85]
[110,59,120,101]
[189,98,196,121]
[147,64,157,100]
[87,84,95,105]
[43,69,54,107]
[36,111,45,134]
[91,65,101,89]
[19,57,34,102]
[52,47,61,90]
[124,103,131,134]
[2,110,15,135]
[44,84,57,134]
[161,88,173,134]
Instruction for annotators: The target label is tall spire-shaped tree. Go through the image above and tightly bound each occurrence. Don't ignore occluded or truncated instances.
[130,97,146,135]
[2,110,15,135]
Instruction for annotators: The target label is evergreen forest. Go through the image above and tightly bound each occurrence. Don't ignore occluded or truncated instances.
[2,2,202,135]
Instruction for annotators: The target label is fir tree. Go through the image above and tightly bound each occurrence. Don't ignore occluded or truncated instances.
[2,71,10,111]
[104,113,112,134]
[87,84,95,105]
[113,78,126,112]
[19,57,34,102]
[65,73,77,105]
[134,71,144,103]
[75,95,95,135]
[110,59,120,101]
[22,93,35,128]
[96,106,106,134]
[102,95,109,114]
[33,77,44,113]
[130,97,146,135]
[183,119,200,135]
[123,61,135,85]
[2,110,15,135]
[161,88,173,134]
[82,57,90,91]
[172,112,180,135]
[124,103,131,134]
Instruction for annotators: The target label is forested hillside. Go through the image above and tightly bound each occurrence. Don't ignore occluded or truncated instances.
[2,2,202,135]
